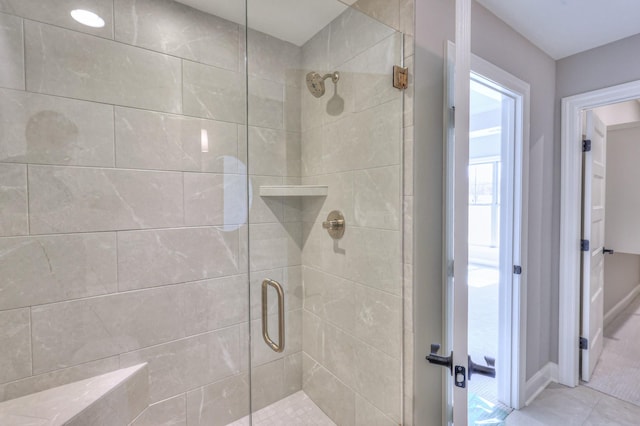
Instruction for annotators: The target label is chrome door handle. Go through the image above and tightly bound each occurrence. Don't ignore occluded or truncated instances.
[262,279,285,353]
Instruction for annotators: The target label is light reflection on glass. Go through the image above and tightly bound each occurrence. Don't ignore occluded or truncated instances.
[201,129,209,153]
[220,155,252,232]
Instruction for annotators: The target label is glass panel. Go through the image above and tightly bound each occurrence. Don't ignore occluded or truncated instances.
[0,1,250,424]
[246,1,404,424]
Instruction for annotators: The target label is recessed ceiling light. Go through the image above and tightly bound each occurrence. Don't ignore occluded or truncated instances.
[70,9,105,28]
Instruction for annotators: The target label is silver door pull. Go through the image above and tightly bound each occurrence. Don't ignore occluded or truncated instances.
[262,279,285,353]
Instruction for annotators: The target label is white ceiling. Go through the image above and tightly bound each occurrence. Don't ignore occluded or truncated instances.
[476,0,640,59]
[176,0,347,46]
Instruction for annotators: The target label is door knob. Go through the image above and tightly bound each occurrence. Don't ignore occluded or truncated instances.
[468,355,496,379]
[426,343,453,373]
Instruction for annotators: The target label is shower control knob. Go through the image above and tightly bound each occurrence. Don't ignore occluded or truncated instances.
[322,211,345,239]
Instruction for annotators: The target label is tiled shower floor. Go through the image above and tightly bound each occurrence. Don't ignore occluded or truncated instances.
[227,391,336,426]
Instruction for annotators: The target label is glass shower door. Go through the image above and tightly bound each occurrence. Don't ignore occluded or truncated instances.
[0,1,253,425]
[246,1,405,424]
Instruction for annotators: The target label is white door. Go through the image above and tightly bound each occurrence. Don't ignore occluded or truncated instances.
[426,40,470,426]
[581,110,607,382]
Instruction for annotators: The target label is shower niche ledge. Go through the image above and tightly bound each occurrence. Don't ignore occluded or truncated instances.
[259,185,328,197]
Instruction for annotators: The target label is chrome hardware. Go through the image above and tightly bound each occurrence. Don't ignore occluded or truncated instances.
[262,279,285,353]
[322,210,345,239]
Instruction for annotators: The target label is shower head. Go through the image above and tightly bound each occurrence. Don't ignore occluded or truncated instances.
[306,71,340,98]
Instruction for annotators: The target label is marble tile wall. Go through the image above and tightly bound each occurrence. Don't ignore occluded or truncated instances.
[299,5,410,426]
[0,0,304,424]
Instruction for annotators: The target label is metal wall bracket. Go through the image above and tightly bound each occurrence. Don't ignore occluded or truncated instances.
[393,65,408,90]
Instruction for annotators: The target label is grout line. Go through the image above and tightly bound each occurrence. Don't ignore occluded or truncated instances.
[25,164,31,235]
[21,17,26,91]
[28,306,33,376]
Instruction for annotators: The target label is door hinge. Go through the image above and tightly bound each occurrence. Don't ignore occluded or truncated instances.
[451,106,455,127]
[581,239,590,251]
[393,65,408,90]
[580,337,589,350]
[583,139,592,152]
[513,265,522,275]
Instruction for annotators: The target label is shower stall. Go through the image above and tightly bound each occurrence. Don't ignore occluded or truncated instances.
[0,0,407,424]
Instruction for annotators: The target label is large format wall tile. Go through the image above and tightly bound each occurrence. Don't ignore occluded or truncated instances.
[251,309,302,366]
[115,107,239,173]
[130,394,186,426]
[249,267,303,320]
[0,12,23,90]
[353,166,401,230]
[183,275,249,336]
[302,353,355,426]
[0,89,115,167]
[0,0,114,38]
[322,324,400,421]
[25,22,182,113]
[355,395,397,426]
[327,7,395,69]
[323,99,401,173]
[0,308,31,384]
[186,373,249,426]
[248,127,300,177]
[0,164,27,236]
[247,29,301,86]
[31,286,186,374]
[344,33,402,113]
[0,233,117,310]
[183,60,245,123]
[304,268,401,360]
[114,0,239,70]
[0,357,119,402]
[117,227,241,291]
[248,77,284,130]
[184,173,246,227]
[249,222,302,272]
[120,326,243,403]
[28,166,183,234]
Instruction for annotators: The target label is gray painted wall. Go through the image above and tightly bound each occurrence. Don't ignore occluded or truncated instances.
[604,253,640,317]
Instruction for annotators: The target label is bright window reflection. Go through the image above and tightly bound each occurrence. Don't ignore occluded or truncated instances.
[70,9,105,28]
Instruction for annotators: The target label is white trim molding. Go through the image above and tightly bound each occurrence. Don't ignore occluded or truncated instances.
[525,362,558,406]
[559,79,640,387]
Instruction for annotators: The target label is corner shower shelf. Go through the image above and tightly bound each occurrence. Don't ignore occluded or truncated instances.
[259,185,328,197]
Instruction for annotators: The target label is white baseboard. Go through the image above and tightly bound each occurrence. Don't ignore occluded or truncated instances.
[524,362,558,406]
[604,283,640,327]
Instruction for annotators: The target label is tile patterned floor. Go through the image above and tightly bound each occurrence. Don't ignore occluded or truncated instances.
[583,294,640,406]
[227,391,336,426]
[506,383,640,425]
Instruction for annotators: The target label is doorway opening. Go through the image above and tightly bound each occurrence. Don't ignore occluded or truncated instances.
[467,72,522,422]
[564,99,640,407]
[559,79,640,391]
